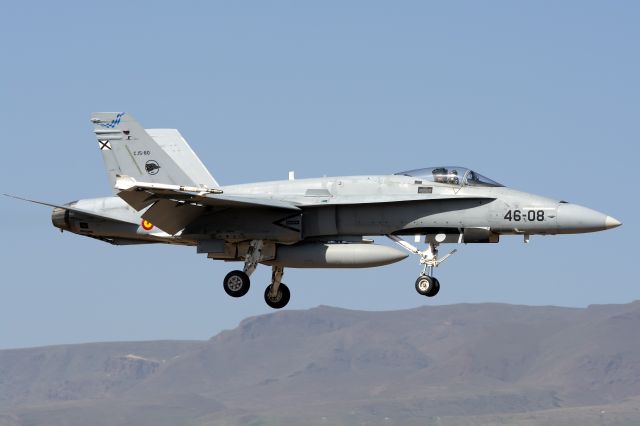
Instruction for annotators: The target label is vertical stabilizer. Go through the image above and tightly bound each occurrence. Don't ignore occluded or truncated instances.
[147,129,218,188]
[91,112,218,194]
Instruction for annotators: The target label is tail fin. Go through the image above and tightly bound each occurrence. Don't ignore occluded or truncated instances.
[91,112,218,193]
[146,128,218,188]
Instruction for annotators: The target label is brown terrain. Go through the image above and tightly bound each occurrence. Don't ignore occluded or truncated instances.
[1,302,639,425]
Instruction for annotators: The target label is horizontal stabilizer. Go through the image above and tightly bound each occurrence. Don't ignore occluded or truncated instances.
[142,199,204,235]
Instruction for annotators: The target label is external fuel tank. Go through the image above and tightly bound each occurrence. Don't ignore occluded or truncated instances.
[266,242,408,268]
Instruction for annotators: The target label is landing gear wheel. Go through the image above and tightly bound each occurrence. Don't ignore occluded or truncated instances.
[415,275,439,297]
[264,283,290,309]
[223,270,250,298]
[426,277,440,298]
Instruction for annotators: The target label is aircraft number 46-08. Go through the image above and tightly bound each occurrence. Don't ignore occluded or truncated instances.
[7,113,621,309]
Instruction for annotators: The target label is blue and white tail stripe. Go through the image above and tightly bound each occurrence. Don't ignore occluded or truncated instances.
[99,112,125,128]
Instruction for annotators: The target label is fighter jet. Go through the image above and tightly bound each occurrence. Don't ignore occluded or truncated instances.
[7,112,621,309]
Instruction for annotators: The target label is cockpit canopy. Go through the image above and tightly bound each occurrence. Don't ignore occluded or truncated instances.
[394,167,503,187]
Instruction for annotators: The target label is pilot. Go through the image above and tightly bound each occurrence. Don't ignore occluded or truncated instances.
[448,169,459,185]
[433,168,447,183]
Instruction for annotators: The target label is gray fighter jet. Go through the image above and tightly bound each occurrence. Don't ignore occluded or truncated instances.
[7,112,621,309]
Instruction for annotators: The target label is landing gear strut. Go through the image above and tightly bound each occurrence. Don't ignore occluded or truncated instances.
[387,235,456,298]
[222,240,264,298]
[264,265,290,309]
[222,241,291,309]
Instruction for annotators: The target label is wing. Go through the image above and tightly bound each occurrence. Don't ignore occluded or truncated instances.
[114,176,301,234]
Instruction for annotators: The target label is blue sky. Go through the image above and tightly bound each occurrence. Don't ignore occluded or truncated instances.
[0,1,637,349]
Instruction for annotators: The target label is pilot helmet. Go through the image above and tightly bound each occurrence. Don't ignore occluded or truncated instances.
[432,167,447,175]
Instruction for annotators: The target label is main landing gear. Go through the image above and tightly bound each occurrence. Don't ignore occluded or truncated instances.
[222,240,291,309]
[264,265,290,309]
[387,234,457,298]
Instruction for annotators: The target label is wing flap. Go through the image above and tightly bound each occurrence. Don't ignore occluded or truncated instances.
[117,189,158,211]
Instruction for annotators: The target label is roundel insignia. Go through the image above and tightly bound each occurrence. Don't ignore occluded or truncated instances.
[141,219,154,231]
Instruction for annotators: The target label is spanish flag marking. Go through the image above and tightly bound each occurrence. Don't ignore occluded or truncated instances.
[141,219,154,231]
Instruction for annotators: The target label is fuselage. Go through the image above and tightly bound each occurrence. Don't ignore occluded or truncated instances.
[52,172,620,248]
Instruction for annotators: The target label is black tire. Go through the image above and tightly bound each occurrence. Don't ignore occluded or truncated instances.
[264,283,290,309]
[223,270,250,297]
[426,277,440,297]
[415,275,435,296]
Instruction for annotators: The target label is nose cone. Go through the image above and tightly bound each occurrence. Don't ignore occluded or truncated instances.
[605,216,622,229]
[557,203,622,233]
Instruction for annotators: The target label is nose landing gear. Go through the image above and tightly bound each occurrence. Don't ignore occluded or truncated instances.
[387,234,456,298]
[415,275,440,297]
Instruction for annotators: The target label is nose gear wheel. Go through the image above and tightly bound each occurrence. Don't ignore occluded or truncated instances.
[415,275,440,297]
[387,235,455,299]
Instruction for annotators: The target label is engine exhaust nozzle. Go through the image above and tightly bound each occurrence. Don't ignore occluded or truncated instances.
[51,207,70,231]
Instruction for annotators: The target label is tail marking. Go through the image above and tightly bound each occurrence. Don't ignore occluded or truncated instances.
[98,112,125,128]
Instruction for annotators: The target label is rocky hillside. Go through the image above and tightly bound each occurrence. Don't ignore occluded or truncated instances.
[1,302,639,425]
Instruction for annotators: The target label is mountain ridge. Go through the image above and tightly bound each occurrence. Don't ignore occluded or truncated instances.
[1,301,639,425]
